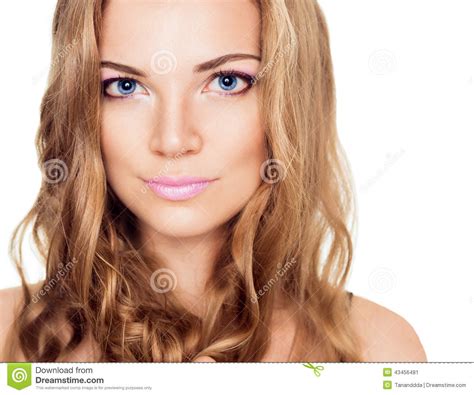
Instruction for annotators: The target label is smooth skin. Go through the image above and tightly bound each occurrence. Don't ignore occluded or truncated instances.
[0,0,426,362]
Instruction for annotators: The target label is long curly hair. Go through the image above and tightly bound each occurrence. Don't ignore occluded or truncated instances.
[5,0,362,362]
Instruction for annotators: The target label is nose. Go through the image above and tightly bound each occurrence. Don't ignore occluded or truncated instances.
[148,94,202,158]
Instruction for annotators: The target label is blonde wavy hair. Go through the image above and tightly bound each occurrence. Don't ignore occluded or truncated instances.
[5,0,362,362]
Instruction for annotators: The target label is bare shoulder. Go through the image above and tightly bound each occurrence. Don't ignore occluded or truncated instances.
[0,284,31,360]
[350,294,427,362]
[0,282,99,362]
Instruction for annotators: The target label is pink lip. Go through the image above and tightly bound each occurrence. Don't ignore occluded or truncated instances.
[145,176,216,201]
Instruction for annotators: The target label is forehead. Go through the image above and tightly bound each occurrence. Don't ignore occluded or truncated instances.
[99,0,261,70]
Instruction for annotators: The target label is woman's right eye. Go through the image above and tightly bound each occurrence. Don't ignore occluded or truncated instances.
[102,78,148,99]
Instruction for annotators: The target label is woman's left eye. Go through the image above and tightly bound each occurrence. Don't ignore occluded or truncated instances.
[102,78,147,99]
[204,70,254,96]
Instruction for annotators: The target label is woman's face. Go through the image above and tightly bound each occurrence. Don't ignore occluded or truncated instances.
[99,0,266,240]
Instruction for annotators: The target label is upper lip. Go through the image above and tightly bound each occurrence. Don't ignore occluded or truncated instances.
[145,176,215,186]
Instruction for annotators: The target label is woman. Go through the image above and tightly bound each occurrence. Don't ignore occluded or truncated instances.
[0,0,426,362]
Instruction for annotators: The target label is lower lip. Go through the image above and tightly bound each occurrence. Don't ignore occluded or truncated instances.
[146,180,213,201]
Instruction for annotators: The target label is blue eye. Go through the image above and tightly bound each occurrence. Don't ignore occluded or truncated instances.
[117,79,136,94]
[206,69,254,96]
[102,78,147,99]
[219,75,238,91]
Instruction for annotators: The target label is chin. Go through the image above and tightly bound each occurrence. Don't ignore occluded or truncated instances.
[143,205,223,239]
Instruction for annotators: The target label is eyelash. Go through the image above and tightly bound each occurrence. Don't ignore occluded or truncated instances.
[101,69,255,100]
[211,69,255,96]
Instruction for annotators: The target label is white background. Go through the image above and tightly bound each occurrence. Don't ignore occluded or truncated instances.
[0,0,472,361]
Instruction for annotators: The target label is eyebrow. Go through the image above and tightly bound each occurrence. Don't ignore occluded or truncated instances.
[100,61,147,77]
[193,53,261,73]
[100,53,261,77]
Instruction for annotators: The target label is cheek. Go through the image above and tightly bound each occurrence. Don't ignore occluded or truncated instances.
[197,92,267,172]
[208,102,267,211]
[223,98,267,177]
[99,105,149,203]
[231,129,266,191]
[100,104,147,173]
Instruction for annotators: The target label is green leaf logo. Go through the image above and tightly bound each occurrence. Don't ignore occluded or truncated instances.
[383,380,392,390]
[302,362,325,377]
[7,363,32,390]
